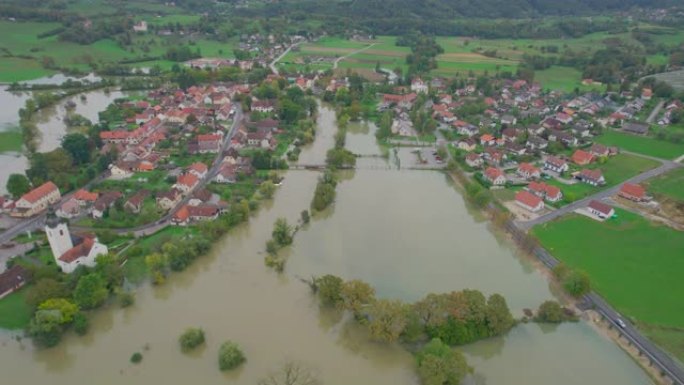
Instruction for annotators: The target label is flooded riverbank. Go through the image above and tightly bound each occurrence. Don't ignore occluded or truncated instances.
[0,105,654,385]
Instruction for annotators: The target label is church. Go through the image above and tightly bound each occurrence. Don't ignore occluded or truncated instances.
[45,211,108,274]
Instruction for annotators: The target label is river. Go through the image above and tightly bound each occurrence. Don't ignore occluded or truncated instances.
[0,84,127,194]
[0,105,653,385]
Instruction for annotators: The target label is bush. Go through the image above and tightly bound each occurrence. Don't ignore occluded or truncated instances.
[73,312,89,335]
[130,352,143,364]
[218,341,245,371]
[535,300,564,323]
[118,292,135,308]
[179,328,205,352]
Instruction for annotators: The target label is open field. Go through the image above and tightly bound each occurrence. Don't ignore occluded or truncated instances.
[0,20,237,82]
[595,130,684,160]
[647,70,684,92]
[535,66,606,93]
[533,208,684,329]
[0,288,31,329]
[646,167,684,202]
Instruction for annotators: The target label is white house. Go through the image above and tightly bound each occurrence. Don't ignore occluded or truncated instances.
[411,78,429,94]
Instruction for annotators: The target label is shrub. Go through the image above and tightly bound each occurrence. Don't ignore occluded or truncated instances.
[130,352,143,364]
[118,292,135,308]
[73,312,89,336]
[179,328,205,352]
[218,341,245,371]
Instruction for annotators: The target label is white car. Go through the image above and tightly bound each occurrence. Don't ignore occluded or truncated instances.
[616,318,627,328]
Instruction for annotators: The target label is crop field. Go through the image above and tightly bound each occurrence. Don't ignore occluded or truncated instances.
[647,167,684,202]
[648,70,684,92]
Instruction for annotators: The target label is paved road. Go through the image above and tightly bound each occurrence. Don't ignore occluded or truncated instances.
[332,43,376,70]
[646,100,665,124]
[269,43,300,76]
[517,159,682,230]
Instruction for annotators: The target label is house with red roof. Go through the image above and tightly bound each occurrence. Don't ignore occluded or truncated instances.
[483,167,506,186]
[100,130,129,143]
[578,169,605,186]
[12,182,61,218]
[619,183,646,202]
[588,200,614,219]
[517,163,541,180]
[543,156,568,173]
[188,162,208,179]
[252,100,275,113]
[45,214,108,274]
[515,190,545,212]
[480,134,496,146]
[73,189,98,206]
[174,173,200,194]
[156,189,183,211]
[172,204,223,226]
[527,181,562,202]
[571,149,594,166]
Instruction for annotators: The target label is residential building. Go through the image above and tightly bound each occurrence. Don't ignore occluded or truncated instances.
[188,162,208,179]
[465,153,483,168]
[578,169,605,186]
[543,156,568,173]
[527,181,563,202]
[12,182,61,218]
[45,213,108,274]
[0,265,29,299]
[517,163,541,179]
[619,183,646,202]
[588,200,614,219]
[156,189,183,211]
[515,190,545,212]
[483,167,506,185]
[571,149,594,166]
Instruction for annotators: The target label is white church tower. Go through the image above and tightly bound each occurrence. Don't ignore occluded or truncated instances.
[45,209,73,261]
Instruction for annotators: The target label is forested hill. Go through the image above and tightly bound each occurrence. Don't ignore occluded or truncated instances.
[238,0,678,19]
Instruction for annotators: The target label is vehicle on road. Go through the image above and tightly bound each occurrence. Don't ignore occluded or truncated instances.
[616,318,627,328]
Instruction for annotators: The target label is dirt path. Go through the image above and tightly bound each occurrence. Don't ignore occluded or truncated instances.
[333,43,377,69]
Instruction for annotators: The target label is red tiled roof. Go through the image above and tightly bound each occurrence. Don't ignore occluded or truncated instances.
[580,168,603,180]
[518,162,540,175]
[189,162,208,174]
[100,130,129,140]
[588,200,613,216]
[545,156,566,168]
[20,182,59,204]
[177,173,199,188]
[174,205,190,222]
[59,237,95,263]
[74,189,98,202]
[197,133,222,142]
[516,190,543,208]
[484,167,504,180]
[572,150,594,165]
[620,183,645,199]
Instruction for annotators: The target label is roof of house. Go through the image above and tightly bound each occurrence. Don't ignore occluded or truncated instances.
[516,190,543,208]
[157,188,182,201]
[192,188,212,202]
[177,173,199,188]
[189,162,208,174]
[588,200,613,216]
[74,189,98,202]
[590,143,608,155]
[126,190,150,207]
[20,182,59,204]
[518,162,540,174]
[0,265,30,296]
[484,167,504,180]
[545,156,567,168]
[197,133,222,142]
[174,205,190,222]
[528,181,561,198]
[59,236,95,263]
[572,150,594,164]
[620,183,646,198]
[580,168,603,180]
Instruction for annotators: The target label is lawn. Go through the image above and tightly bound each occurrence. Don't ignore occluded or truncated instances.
[533,208,684,329]
[0,288,32,329]
[596,130,684,160]
[0,129,23,153]
[535,66,606,93]
[647,167,684,202]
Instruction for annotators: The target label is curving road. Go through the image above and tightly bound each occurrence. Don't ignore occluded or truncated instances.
[269,43,300,76]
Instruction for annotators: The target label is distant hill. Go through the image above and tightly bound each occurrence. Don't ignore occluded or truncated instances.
[248,0,678,19]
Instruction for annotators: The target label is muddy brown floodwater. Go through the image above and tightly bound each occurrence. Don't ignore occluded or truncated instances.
[0,105,653,385]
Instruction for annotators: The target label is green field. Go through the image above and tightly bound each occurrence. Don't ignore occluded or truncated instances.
[0,129,23,153]
[533,208,684,329]
[596,130,684,160]
[647,167,684,202]
[535,66,606,93]
[0,288,32,329]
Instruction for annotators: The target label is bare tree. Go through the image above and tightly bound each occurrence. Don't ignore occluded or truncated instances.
[258,361,321,385]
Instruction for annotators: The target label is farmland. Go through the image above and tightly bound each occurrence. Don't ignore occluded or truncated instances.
[595,130,684,160]
[532,208,684,360]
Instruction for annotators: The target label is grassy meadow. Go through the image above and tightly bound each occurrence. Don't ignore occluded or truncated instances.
[595,130,684,160]
[646,167,684,202]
